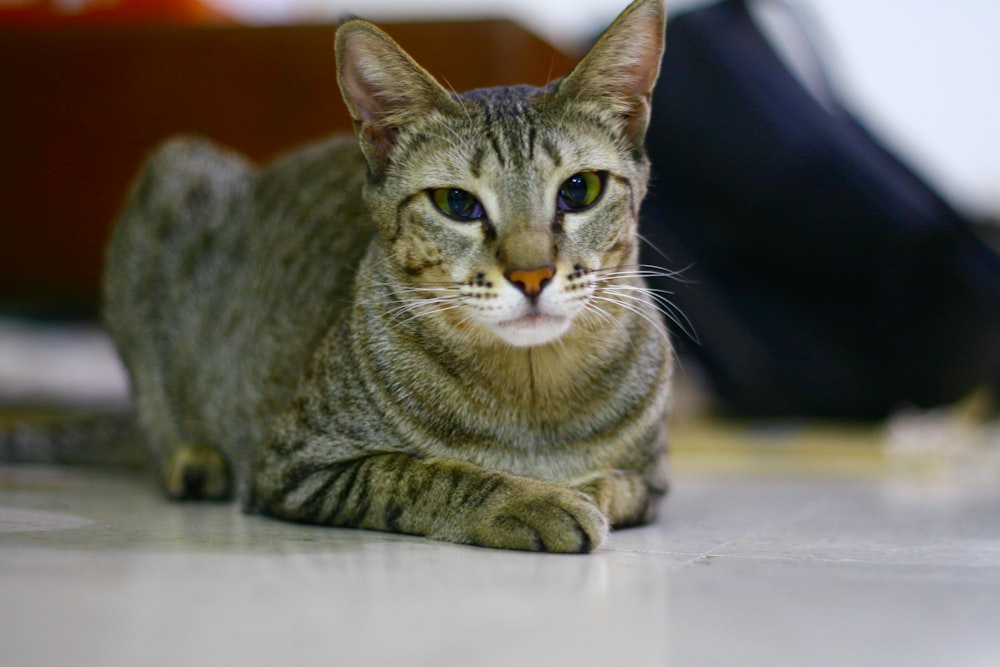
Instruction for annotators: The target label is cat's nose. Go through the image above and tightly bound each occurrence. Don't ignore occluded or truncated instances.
[505,266,555,300]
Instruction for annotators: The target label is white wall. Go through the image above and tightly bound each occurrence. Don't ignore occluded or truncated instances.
[210,0,1000,219]
[803,0,1000,220]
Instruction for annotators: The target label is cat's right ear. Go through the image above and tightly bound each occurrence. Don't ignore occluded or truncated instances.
[556,0,666,151]
[336,21,456,176]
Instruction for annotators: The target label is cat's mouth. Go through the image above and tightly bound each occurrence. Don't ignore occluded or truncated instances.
[493,312,571,347]
[500,311,565,327]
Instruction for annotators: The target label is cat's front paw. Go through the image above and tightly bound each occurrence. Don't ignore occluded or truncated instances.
[575,470,660,528]
[471,482,609,553]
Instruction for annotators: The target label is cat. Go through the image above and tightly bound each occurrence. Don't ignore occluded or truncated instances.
[6,0,672,553]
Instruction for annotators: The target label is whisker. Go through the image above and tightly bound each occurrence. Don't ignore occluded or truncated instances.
[582,263,699,343]
[387,299,467,328]
[368,276,467,296]
[384,286,461,297]
[635,232,673,266]
[578,299,634,348]
[588,294,672,349]
[595,284,699,344]
[589,263,697,284]
[383,293,461,313]
[387,287,462,313]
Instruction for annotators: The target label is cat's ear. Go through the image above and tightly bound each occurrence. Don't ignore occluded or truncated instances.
[557,0,666,149]
[336,20,456,174]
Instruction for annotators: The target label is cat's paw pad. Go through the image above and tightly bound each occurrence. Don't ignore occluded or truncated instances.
[163,444,232,500]
[476,485,609,553]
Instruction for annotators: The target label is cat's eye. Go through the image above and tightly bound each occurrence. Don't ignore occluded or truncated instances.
[558,171,604,212]
[431,188,486,221]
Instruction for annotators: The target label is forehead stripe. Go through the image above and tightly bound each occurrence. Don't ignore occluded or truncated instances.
[540,136,563,168]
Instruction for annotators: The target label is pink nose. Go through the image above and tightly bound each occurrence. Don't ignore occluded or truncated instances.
[505,266,555,298]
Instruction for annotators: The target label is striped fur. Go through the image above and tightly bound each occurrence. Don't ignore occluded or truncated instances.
[102,0,671,551]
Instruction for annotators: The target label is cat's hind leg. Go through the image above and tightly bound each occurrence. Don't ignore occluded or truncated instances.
[130,378,234,500]
[104,136,250,502]
[163,443,232,500]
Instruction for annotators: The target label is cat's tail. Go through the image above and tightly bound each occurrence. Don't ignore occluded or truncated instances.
[0,411,146,467]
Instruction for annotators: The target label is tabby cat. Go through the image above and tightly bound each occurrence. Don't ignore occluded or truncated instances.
[31,0,673,553]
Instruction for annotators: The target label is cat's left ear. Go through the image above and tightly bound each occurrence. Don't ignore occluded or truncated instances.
[557,0,666,149]
[336,20,457,175]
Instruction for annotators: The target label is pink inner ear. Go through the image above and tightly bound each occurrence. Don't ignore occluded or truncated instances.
[340,51,384,126]
[561,1,664,107]
[613,21,663,98]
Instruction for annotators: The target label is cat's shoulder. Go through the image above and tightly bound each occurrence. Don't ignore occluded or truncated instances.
[140,134,252,181]
[136,133,363,187]
[259,133,366,182]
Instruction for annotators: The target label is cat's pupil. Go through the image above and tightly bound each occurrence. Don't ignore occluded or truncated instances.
[445,189,471,215]
[432,188,483,221]
[559,171,603,211]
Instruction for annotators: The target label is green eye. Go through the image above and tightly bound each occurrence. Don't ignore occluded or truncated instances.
[431,188,485,221]
[558,171,604,211]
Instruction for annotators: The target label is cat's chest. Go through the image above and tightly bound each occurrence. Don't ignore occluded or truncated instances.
[367,339,638,446]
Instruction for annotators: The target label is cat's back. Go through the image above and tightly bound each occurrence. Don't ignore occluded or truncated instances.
[105,134,370,316]
[104,134,374,454]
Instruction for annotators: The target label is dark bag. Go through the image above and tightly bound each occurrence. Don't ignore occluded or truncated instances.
[641,0,1000,418]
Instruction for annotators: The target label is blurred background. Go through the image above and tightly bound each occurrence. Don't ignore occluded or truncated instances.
[8,0,994,213]
[221,0,1000,224]
[1,0,998,413]
[2,0,997,307]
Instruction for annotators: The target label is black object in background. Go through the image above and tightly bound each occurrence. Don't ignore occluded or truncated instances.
[641,0,1000,419]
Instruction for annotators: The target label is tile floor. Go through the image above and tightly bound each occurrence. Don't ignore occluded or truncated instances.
[2,422,999,667]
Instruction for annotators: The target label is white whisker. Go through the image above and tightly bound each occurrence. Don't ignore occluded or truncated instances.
[579,299,634,348]
[590,263,696,284]
[588,294,675,350]
[386,299,467,328]
[580,261,699,343]
[635,232,673,266]
[596,284,698,343]
[380,280,467,326]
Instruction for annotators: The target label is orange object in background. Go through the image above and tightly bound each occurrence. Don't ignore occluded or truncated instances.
[0,0,231,26]
[0,19,574,315]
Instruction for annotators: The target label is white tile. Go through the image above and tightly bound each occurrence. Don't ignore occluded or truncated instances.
[2,461,999,667]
